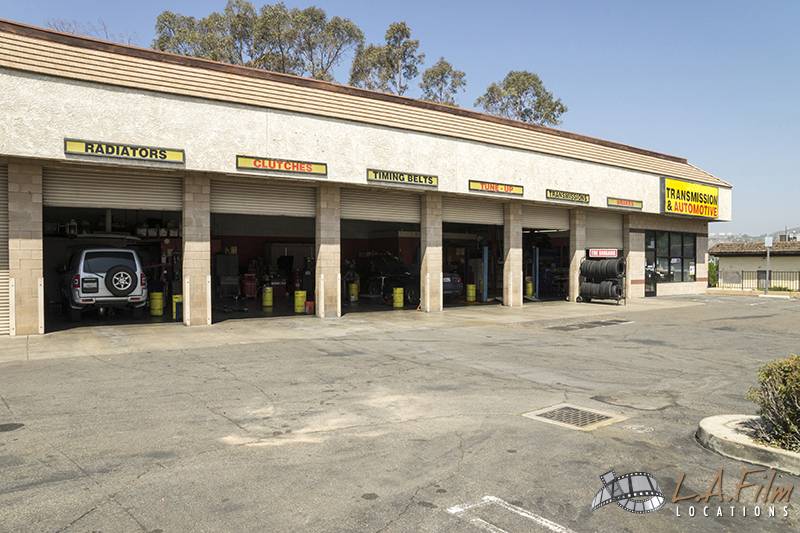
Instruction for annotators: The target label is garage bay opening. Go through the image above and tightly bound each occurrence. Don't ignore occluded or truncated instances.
[340,188,421,314]
[442,222,502,306]
[42,165,184,332]
[210,178,316,322]
[522,229,570,301]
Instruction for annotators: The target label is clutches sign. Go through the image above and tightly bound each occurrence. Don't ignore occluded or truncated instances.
[469,180,523,195]
[367,169,438,187]
[663,178,719,219]
[237,155,327,176]
[64,139,185,163]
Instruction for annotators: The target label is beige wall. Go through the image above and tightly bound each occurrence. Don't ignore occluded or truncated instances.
[0,70,732,221]
[420,193,443,312]
[503,202,523,307]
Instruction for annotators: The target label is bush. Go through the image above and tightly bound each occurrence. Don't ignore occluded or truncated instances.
[708,261,718,287]
[746,354,800,452]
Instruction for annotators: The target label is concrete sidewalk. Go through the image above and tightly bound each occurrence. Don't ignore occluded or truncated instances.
[0,297,701,363]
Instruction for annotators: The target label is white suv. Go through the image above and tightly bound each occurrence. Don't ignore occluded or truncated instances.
[64,248,148,321]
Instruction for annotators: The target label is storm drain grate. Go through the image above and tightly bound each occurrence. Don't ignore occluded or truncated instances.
[523,404,626,431]
[548,319,631,332]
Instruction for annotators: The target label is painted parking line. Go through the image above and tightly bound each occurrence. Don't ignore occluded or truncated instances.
[447,496,577,533]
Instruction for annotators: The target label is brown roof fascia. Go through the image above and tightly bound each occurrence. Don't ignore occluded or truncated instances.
[0,18,692,165]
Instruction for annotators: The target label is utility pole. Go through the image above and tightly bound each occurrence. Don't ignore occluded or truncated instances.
[764,236,773,294]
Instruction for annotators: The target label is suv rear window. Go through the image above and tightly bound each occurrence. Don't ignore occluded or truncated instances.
[83,252,137,274]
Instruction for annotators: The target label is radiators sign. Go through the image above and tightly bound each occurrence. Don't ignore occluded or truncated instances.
[469,180,523,195]
[237,155,328,176]
[662,178,719,219]
[64,139,185,163]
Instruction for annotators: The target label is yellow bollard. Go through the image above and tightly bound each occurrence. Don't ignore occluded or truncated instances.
[348,282,359,302]
[262,286,273,308]
[294,290,307,314]
[466,284,476,303]
[392,287,404,308]
[149,291,164,317]
[172,295,182,320]
[525,280,534,298]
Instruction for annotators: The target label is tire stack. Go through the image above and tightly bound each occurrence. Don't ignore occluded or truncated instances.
[579,258,625,302]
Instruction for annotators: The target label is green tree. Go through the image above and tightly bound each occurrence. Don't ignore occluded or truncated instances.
[152,1,363,81]
[475,70,567,126]
[349,21,424,96]
[420,57,465,105]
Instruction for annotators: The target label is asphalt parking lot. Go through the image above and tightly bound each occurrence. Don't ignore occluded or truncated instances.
[1,295,799,532]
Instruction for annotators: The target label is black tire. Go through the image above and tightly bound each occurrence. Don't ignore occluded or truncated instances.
[105,265,138,297]
[69,308,82,322]
[405,285,420,306]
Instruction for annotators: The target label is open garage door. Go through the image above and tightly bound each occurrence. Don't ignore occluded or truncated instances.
[42,165,184,332]
[210,177,316,322]
[341,188,420,223]
[211,177,316,217]
[586,211,623,249]
[0,165,9,335]
[522,204,569,231]
[442,196,504,225]
[43,165,183,210]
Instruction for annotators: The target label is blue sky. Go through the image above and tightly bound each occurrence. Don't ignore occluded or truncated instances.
[2,0,798,234]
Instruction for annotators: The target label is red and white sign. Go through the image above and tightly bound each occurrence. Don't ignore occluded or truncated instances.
[588,248,619,258]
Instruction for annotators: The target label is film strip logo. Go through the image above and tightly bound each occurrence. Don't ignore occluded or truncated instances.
[591,470,665,514]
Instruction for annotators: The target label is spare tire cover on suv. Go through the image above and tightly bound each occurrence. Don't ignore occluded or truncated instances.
[105,265,138,296]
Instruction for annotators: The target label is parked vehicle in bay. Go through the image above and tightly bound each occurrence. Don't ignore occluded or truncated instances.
[62,248,148,321]
[442,268,465,299]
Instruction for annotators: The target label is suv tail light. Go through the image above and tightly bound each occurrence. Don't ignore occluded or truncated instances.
[71,274,80,289]
[140,272,147,289]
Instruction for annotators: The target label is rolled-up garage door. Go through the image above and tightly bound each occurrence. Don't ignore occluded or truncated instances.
[341,188,420,223]
[43,165,183,210]
[586,211,623,248]
[0,165,9,335]
[442,196,504,225]
[522,204,569,230]
[211,177,316,217]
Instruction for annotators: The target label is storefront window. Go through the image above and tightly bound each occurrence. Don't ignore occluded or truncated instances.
[648,231,697,283]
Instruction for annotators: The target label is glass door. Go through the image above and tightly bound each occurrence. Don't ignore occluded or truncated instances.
[645,231,657,297]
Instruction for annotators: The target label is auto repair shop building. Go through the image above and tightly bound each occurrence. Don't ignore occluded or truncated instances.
[0,19,732,336]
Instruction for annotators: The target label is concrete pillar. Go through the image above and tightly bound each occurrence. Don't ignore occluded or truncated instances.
[627,229,646,298]
[182,173,211,326]
[622,215,632,303]
[315,183,340,318]
[420,193,443,312]
[8,161,43,335]
[503,202,523,307]
[568,208,586,302]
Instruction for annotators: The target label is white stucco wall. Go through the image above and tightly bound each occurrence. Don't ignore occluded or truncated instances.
[0,69,732,221]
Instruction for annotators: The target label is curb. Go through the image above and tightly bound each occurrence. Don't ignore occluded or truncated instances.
[696,415,800,476]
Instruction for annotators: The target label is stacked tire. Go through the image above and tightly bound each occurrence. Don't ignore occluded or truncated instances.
[579,258,624,303]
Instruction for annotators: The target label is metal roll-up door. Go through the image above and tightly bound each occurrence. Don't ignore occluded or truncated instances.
[0,165,9,335]
[442,196,504,225]
[43,165,183,210]
[210,178,316,217]
[341,188,420,223]
[586,211,623,248]
[522,204,569,230]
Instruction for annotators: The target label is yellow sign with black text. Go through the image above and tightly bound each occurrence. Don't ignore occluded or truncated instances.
[237,155,327,176]
[367,169,438,187]
[469,180,523,195]
[64,139,185,163]
[663,178,719,219]
[546,189,590,204]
